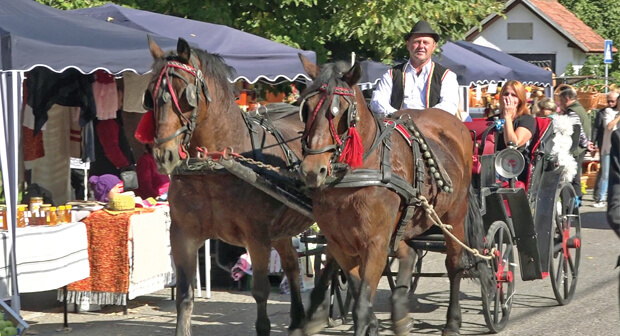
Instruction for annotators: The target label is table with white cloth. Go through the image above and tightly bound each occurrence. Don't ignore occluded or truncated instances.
[60,206,175,309]
[0,222,90,300]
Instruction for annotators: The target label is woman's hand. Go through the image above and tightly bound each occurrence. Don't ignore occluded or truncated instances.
[503,96,518,120]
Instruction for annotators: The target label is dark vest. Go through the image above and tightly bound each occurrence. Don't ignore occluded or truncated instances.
[389,61,450,110]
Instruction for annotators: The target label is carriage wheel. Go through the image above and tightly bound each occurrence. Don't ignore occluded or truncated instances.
[481,221,515,333]
[549,183,581,305]
[383,249,423,294]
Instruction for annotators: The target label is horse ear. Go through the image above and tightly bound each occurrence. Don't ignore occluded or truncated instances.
[343,62,362,87]
[177,38,191,63]
[148,35,164,59]
[299,54,319,79]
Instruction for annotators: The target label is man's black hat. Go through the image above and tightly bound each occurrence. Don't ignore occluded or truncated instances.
[404,20,439,42]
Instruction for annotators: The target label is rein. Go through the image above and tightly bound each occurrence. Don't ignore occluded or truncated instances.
[300,83,363,168]
[151,55,211,158]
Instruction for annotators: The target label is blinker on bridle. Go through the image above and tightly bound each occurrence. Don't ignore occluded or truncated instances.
[300,83,358,157]
[149,52,212,155]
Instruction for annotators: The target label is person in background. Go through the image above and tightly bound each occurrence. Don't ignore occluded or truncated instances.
[370,20,459,117]
[557,88,594,206]
[89,174,123,203]
[606,127,620,307]
[592,91,619,208]
[134,144,170,200]
[487,80,536,182]
[89,86,135,179]
[536,97,557,118]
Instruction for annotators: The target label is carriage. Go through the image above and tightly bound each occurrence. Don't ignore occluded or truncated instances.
[397,116,581,332]
[144,38,580,335]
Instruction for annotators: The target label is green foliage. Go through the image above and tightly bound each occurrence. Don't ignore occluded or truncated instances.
[564,62,576,76]
[38,0,505,64]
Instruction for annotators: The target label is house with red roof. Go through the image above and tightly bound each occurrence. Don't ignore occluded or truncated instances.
[465,0,615,76]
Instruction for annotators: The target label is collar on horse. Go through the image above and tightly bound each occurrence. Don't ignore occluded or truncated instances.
[300,83,363,168]
[151,53,212,158]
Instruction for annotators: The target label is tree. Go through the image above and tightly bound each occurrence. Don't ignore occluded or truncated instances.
[40,0,505,63]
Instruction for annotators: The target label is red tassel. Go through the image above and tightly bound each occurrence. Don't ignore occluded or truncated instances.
[339,127,363,169]
[135,110,155,144]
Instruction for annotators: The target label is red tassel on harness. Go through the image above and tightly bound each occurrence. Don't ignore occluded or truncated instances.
[339,126,363,169]
[135,109,155,144]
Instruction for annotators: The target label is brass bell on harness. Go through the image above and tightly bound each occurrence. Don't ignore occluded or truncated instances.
[443,186,451,193]
[437,180,444,187]
[429,167,437,173]
[434,172,441,179]
[421,144,428,151]
[427,158,435,166]
[423,152,431,159]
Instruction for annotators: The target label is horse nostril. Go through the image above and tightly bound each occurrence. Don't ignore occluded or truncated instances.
[164,149,174,163]
[319,166,327,177]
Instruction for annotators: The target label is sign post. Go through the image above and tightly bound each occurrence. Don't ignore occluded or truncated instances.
[604,39,613,93]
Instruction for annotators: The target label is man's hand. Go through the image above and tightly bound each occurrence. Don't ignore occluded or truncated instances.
[587,141,595,152]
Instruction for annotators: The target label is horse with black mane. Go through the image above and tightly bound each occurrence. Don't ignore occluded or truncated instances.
[297,56,493,336]
[143,37,317,336]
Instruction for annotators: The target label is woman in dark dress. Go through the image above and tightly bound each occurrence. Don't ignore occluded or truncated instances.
[490,80,536,182]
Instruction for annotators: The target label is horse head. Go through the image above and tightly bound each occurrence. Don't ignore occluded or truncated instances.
[298,55,364,188]
[145,37,234,174]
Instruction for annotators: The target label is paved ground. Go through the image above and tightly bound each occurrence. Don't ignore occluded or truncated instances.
[14,190,620,335]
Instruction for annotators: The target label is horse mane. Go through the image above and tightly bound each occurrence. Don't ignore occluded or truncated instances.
[152,47,236,103]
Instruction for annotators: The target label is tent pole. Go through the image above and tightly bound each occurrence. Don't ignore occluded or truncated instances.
[7,71,23,312]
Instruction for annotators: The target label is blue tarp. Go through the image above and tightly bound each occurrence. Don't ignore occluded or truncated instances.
[455,41,553,87]
[0,0,177,74]
[71,3,317,83]
[358,42,516,87]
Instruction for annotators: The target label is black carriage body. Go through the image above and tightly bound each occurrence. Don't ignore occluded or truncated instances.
[475,120,560,281]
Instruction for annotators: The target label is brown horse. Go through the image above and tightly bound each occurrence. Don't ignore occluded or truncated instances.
[297,56,492,335]
[146,37,317,336]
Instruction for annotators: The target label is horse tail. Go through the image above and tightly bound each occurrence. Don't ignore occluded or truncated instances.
[464,185,494,292]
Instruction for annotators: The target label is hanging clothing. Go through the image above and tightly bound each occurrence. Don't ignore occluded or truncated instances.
[26,67,97,135]
[93,70,118,120]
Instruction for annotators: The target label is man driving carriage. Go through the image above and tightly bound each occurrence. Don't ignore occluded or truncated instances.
[369,20,459,118]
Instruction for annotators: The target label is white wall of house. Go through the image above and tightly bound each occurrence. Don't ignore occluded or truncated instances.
[470,3,587,76]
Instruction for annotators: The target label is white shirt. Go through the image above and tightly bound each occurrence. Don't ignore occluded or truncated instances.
[602,107,619,154]
[369,60,459,117]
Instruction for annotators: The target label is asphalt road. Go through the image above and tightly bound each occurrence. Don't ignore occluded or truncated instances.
[17,195,620,336]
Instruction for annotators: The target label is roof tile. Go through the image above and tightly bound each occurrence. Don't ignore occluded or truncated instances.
[529,0,608,52]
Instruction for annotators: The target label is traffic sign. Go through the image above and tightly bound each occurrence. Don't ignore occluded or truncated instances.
[604,40,613,64]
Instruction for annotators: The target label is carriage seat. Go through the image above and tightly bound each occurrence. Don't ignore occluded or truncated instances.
[465,118,496,156]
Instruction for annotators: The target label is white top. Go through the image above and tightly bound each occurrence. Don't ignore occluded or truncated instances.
[602,107,619,154]
[369,60,459,117]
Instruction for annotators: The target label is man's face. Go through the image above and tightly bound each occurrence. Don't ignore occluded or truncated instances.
[558,97,568,111]
[407,35,436,66]
[608,94,617,108]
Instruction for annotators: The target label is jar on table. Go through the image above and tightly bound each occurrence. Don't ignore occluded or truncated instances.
[65,204,73,223]
[40,204,51,225]
[57,206,67,225]
[29,197,43,213]
[17,205,28,228]
[49,207,58,226]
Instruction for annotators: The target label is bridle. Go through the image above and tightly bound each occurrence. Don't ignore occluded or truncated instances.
[299,83,358,159]
[150,53,212,157]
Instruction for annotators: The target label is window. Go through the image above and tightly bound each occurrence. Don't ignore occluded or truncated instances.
[507,23,533,40]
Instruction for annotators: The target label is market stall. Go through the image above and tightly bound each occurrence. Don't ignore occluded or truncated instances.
[60,206,174,310]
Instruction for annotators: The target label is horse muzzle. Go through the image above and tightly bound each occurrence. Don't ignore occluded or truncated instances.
[300,159,329,188]
[154,147,181,175]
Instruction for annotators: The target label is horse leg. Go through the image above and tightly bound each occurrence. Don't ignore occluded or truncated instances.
[245,243,272,336]
[272,238,305,335]
[391,242,415,336]
[443,244,465,336]
[351,243,386,336]
[170,223,201,336]
[303,253,339,335]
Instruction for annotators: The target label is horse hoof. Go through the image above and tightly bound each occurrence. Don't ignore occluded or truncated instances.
[441,329,460,336]
[393,317,414,336]
[288,328,304,336]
